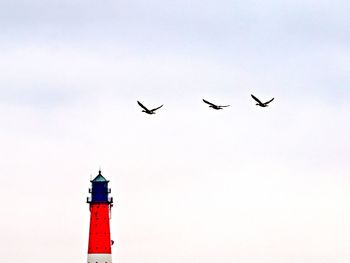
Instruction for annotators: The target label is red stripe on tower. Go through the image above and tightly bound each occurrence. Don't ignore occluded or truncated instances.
[87,170,114,263]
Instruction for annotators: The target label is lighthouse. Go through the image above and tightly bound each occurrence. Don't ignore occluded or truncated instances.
[87,170,114,263]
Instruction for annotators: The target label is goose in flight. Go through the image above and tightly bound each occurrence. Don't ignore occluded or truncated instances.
[137,101,163,114]
[202,99,230,110]
[251,94,274,107]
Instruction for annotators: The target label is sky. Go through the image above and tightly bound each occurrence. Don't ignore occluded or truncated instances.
[0,0,350,262]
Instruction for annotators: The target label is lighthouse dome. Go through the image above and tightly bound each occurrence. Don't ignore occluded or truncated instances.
[91,170,109,182]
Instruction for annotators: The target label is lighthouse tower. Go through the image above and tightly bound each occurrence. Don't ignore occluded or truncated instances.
[87,170,114,263]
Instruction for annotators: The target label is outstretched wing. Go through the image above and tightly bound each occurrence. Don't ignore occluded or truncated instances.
[251,94,263,104]
[264,98,274,105]
[203,99,217,107]
[151,104,163,112]
[220,105,230,107]
[137,101,149,111]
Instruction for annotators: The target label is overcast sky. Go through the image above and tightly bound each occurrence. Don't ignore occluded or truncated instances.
[1,0,350,262]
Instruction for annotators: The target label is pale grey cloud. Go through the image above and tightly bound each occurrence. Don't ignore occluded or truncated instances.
[0,1,350,262]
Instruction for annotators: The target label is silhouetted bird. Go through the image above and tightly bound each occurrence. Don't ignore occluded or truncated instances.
[202,99,230,110]
[137,101,163,114]
[251,94,274,107]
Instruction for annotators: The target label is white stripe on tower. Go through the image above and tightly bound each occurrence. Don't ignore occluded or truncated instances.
[87,253,112,263]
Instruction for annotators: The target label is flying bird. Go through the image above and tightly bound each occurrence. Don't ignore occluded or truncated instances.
[251,94,274,107]
[137,101,163,114]
[202,99,230,110]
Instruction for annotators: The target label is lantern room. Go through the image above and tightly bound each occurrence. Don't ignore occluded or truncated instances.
[87,170,113,204]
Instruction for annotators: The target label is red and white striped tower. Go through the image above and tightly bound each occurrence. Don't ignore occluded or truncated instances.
[87,170,114,263]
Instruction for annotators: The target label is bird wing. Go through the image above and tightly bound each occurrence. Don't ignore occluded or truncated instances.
[151,104,163,111]
[219,105,230,107]
[264,98,274,104]
[137,101,149,111]
[251,94,263,104]
[203,99,217,107]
